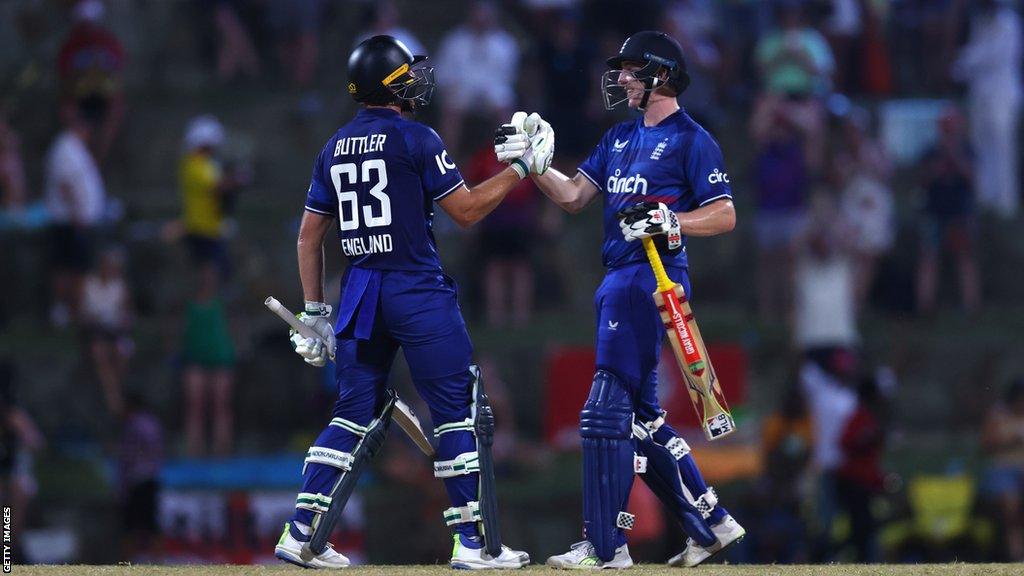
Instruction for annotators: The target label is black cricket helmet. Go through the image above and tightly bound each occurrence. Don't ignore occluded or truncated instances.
[603,31,690,110]
[347,35,435,108]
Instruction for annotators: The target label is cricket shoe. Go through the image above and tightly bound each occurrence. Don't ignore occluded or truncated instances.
[667,515,745,567]
[275,522,350,569]
[546,540,633,569]
[450,533,530,569]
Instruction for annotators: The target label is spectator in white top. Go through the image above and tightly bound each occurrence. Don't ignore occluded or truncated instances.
[435,0,518,156]
[794,193,858,352]
[799,348,859,562]
[44,96,109,327]
[952,0,1023,218]
[833,107,894,308]
[82,245,133,416]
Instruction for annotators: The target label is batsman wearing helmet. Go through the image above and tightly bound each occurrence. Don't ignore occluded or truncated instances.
[275,35,544,569]
[494,31,745,568]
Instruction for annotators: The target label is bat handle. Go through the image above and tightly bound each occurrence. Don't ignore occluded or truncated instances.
[642,237,676,293]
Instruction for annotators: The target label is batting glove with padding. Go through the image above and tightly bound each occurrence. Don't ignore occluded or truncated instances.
[618,202,683,254]
[289,302,335,367]
[493,111,554,178]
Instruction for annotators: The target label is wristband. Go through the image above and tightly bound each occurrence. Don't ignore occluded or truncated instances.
[304,301,330,316]
[510,158,529,180]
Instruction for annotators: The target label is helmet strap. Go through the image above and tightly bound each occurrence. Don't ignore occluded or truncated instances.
[638,76,658,111]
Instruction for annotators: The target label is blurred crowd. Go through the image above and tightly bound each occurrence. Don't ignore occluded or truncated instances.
[2,0,1024,566]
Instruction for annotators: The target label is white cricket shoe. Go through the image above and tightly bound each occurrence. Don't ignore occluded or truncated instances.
[450,533,530,569]
[667,515,745,567]
[275,522,351,569]
[546,540,633,569]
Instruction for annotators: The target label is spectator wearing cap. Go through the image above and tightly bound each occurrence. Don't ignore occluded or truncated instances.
[178,115,236,282]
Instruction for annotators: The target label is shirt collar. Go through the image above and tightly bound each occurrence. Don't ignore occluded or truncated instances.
[359,107,401,118]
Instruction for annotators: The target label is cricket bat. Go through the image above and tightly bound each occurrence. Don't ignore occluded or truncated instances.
[640,238,735,440]
[264,296,436,457]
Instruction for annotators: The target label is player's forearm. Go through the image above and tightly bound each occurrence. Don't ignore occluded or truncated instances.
[676,199,736,237]
[297,240,325,303]
[296,212,332,303]
[452,167,522,228]
[532,168,588,214]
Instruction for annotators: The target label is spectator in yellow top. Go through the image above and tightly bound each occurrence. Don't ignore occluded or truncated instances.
[179,115,235,280]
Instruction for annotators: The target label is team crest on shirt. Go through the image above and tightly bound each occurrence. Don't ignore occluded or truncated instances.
[650,139,668,160]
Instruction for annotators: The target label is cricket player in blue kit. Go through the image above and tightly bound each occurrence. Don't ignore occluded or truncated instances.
[495,31,745,568]
[274,35,551,569]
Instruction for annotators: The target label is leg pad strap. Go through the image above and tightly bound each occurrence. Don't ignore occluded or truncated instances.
[296,492,332,514]
[443,500,482,526]
[328,417,368,437]
[616,512,636,530]
[695,487,718,519]
[433,451,480,477]
[303,446,354,474]
[435,418,474,437]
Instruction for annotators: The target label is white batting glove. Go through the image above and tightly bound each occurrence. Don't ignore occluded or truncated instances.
[617,202,683,251]
[493,112,554,178]
[525,112,554,176]
[289,302,335,367]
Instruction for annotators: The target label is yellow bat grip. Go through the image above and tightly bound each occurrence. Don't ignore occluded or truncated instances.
[642,237,676,292]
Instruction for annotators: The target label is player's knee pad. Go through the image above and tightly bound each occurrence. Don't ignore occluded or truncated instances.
[580,369,638,561]
[633,415,716,546]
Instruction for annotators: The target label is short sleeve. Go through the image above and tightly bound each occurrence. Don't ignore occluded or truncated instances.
[683,131,732,208]
[304,146,336,216]
[577,133,607,190]
[412,126,464,202]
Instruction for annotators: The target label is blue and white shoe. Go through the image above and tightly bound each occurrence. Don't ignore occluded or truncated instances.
[546,540,633,569]
[667,514,745,567]
[450,533,529,569]
[274,522,350,569]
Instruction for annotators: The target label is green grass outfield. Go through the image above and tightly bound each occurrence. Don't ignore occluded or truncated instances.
[9,566,1024,576]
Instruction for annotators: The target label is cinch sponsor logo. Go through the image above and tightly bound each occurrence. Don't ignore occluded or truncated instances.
[707,169,729,184]
[607,169,648,195]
